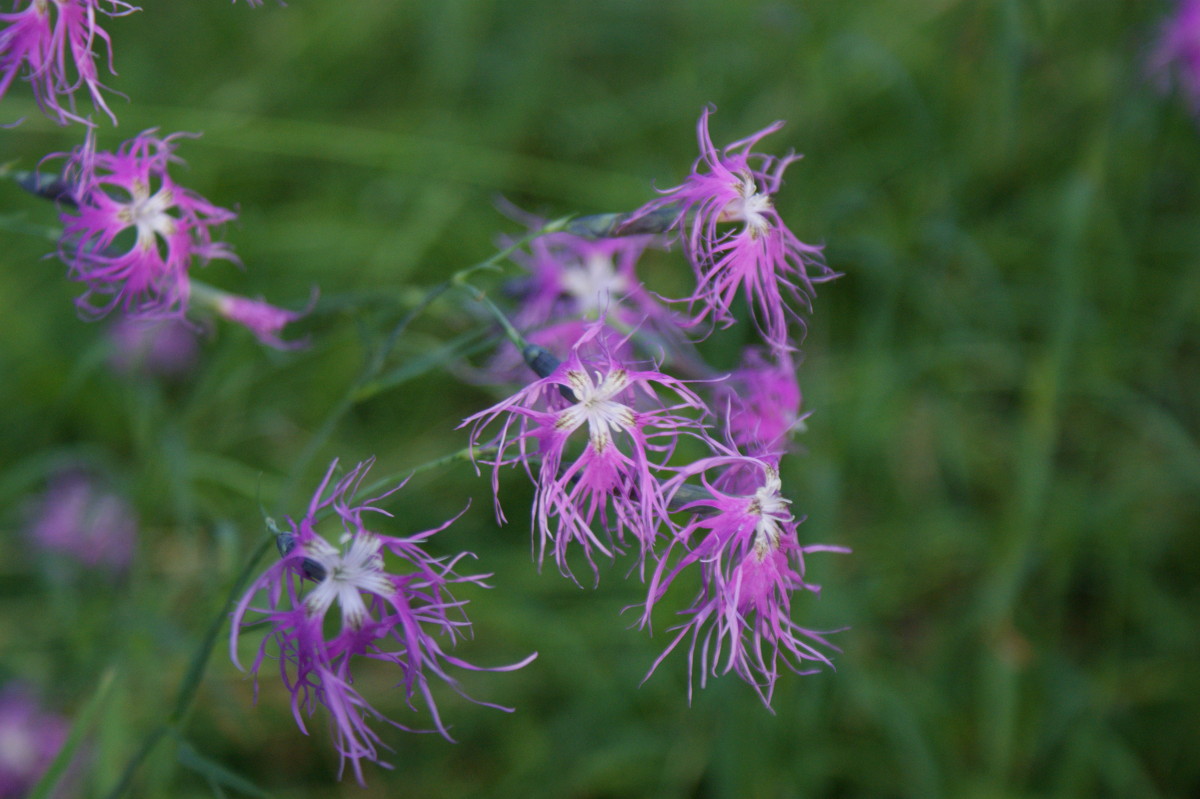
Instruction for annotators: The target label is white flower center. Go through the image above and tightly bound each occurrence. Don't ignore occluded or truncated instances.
[560,252,628,315]
[555,368,637,452]
[719,171,773,239]
[117,179,177,253]
[747,467,792,557]
[302,533,394,629]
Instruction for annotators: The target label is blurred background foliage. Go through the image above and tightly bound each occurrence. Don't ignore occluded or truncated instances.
[1,0,1198,797]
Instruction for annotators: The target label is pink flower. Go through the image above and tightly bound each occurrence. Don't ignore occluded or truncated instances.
[510,230,678,333]
[25,470,136,571]
[626,107,837,352]
[230,458,535,784]
[0,0,138,126]
[1151,0,1200,115]
[642,450,846,707]
[714,347,807,454]
[463,324,712,583]
[56,129,238,320]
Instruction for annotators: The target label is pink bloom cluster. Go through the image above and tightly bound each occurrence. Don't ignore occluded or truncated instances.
[645,450,847,706]
[463,108,846,707]
[230,459,535,784]
[467,326,844,706]
[0,0,138,126]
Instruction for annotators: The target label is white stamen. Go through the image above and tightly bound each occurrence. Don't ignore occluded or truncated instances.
[302,533,394,629]
[555,368,637,449]
[118,179,177,253]
[719,171,773,238]
[749,467,792,558]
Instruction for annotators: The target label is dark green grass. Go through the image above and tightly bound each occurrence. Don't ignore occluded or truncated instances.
[2,1,1198,797]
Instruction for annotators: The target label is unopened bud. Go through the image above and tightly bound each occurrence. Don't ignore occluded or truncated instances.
[15,170,78,208]
[522,344,578,402]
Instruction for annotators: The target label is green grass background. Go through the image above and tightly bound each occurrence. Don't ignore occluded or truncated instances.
[1,1,1198,797]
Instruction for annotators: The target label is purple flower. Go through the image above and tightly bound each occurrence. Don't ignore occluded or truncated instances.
[714,348,807,454]
[1151,0,1200,115]
[463,324,712,582]
[55,129,238,321]
[26,470,136,570]
[503,229,713,378]
[626,107,837,352]
[509,231,671,329]
[0,685,68,799]
[0,0,138,127]
[230,458,535,784]
[107,316,200,376]
[642,450,846,707]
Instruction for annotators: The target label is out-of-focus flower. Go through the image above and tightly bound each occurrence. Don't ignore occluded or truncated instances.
[504,229,710,374]
[230,458,535,784]
[714,348,807,455]
[508,232,667,330]
[107,316,200,376]
[467,318,632,388]
[191,284,314,350]
[624,107,837,352]
[0,0,138,126]
[0,685,68,799]
[1151,0,1200,115]
[463,324,711,582]
[642,450,846,707]
[26,470,136,570]
[55,129,238,321]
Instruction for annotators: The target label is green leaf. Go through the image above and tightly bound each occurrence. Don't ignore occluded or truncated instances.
[176,737,274,799]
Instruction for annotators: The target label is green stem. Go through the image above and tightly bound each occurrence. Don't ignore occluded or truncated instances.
[455,278,529,352]
[278,215,571,511]
[346,444,495,508]
[101,534,274,799]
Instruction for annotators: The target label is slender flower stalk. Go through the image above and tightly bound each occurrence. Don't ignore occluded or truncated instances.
[624,107,837,352]
[0,0,139,126]
[642,448,847,707]
[230,458,535,784]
